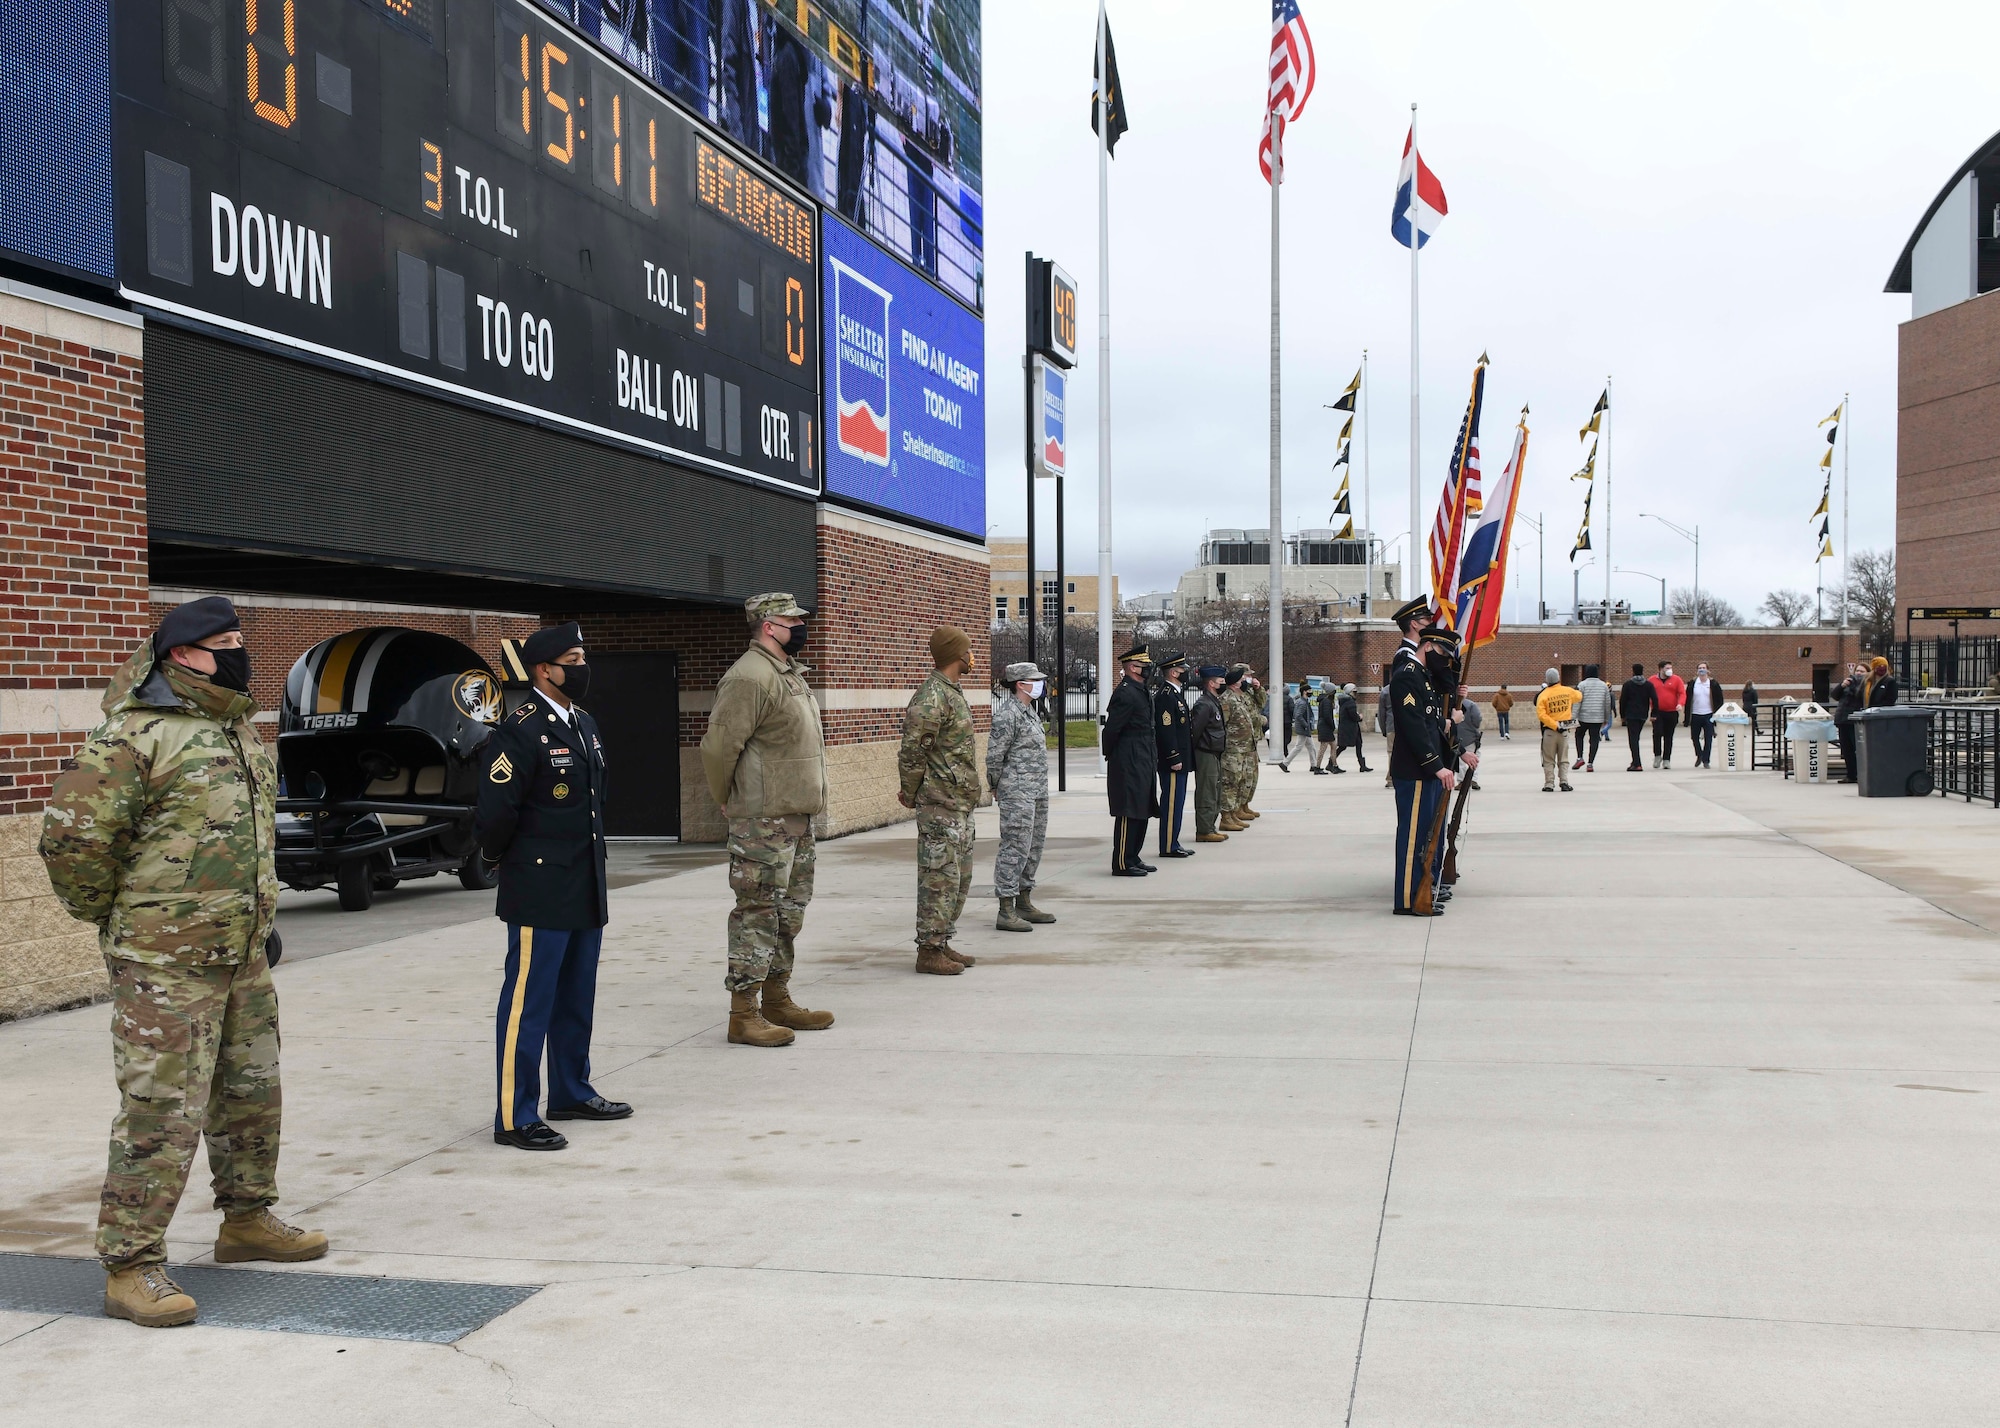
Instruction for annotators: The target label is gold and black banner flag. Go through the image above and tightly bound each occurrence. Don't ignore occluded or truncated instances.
[1090,18,1129,155]
[1571,485,1593,560]
[1580,388,1608,441]
[1329,367,1361,412]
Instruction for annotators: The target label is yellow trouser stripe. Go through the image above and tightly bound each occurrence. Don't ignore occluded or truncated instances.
[500,927,535,1130]
[1400,792,1419,903]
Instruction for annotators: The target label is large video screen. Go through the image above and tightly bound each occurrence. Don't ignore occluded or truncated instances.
[821,211,982,537]
[558,0,981,311]
[113,0,821,495]
[2,0,115,280]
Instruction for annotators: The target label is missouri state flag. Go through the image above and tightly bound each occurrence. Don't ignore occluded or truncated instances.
[1391,127,1447,248]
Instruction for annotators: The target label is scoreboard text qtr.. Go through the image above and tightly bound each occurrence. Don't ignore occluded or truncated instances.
[118,0,821,492]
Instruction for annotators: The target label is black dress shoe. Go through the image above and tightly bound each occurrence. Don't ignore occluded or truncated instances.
[547,1096,634,1121]
[1391,907,1443,917]
[1112,866,1149,877]
[494,1122,568,1151]
[1167,845,1197,857]
[1133,859,1159,873]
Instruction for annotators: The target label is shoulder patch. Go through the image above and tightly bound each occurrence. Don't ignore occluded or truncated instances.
[513,704,536,723]
[489,752,515,783]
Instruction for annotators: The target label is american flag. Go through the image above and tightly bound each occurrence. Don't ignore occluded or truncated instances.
[1429,358,1488,622]
[1259,0,1316,184]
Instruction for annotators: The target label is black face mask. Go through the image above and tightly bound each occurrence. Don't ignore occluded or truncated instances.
[780,622,809,656]
[556,662,592,700]
[208,646,252,693]
[1425,651,1458,691]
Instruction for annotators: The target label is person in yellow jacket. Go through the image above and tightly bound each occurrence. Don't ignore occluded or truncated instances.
[1535,668,1581,793]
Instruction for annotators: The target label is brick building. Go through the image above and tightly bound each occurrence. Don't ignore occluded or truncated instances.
[989,536,1118,628]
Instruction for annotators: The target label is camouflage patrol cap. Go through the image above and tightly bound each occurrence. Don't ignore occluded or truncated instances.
[1003,662,1046,683]
[745,592,809,623]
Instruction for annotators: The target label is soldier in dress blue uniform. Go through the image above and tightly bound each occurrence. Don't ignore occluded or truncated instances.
[1153,651,1195,859]
[1387,598,1457,916]
[476,622,632,1151]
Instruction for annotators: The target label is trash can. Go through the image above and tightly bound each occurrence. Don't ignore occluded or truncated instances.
[1849,706,1936,797]
[1784,702,1839,785]
[1713,701,1754,772]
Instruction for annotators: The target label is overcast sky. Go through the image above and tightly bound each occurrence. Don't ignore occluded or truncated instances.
[976,0,1996,623]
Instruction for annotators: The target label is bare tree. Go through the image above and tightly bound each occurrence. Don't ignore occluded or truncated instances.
[1759,589,1813,627]
[1669,586,1743,628]
[1840,547,1896,653]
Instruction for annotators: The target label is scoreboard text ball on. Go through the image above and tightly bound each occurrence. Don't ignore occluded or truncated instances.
[1025,255,1077,370]
[116,0,821,494]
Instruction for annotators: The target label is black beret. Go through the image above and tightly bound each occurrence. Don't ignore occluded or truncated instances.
[521,622,585,667]
[153,596,240,657]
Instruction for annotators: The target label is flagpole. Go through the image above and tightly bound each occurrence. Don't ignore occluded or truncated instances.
[1363,349,1373,617]
[1267,116,1285,761]
[1408,102,1422,604]
[1603,373,1613,616]
[1840,393,1850,631]
[1095,0,1113,773]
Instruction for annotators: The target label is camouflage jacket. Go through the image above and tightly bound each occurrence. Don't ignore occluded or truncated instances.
[40,642,278,967]
[1221,688,1260,752]
[898,672,982,812]
[700,642,827,818]
[983,693,1048,803]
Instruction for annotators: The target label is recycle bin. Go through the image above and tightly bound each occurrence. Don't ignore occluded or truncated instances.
[1849,706,1936,797]
[1784,702,1839,785]
[1713,701,1754,772]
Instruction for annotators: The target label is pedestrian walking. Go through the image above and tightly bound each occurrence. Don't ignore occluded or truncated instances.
[986,662,1056,931]
[1334,682,1371,772]
[1281,684,1316,772]
[1387,598,1455,915]
[1648,661,1687,768]
[1188,665,1230,842]
[702,593,838,1044]
[1619,662,1656,771]
[479,622,630,1147]
[1686,661,1722,767]
[898,627,983,974]
[1220,666,1262,829]
[1313,680,1339,772]
[1536,667,1581,792]
[1102,644,1160,875]
[1492,684,1515,739]
[1154,652,1196,857]
[1573,664,1613,772]
[41,597,327,1327]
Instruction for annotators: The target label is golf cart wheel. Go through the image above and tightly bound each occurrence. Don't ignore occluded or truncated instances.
[335,858,377,912]
[458,852,498,891]
[1907,769,1935,798]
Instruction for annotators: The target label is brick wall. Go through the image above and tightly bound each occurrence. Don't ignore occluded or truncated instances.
[0,288,148,1020]
[1896,288,2000,634]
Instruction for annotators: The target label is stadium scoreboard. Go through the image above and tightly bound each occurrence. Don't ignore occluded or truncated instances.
[112,0,820,493]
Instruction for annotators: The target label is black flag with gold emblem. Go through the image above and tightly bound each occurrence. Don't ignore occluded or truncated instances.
[1090,18,1129,155]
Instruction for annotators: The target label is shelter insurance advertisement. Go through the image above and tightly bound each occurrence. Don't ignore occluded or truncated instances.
[821,212,984,537]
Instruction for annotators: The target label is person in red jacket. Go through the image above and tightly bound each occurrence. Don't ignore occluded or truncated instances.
[1648,660,1686,769]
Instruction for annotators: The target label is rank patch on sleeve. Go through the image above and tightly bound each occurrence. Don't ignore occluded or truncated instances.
[489,752,515,783]
[1402,693,1416,706]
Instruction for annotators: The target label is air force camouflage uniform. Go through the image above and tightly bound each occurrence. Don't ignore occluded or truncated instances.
[899,665,982,956]
[985,673,1049,900]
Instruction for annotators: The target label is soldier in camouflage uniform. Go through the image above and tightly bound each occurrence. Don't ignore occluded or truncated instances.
[985,661,1057,932]
[1219,665,1263,830]
[898,626,983,975]
[39,597,326,1329]
[700,593,835,1048]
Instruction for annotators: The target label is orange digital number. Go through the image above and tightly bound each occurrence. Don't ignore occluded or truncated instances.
[784,277,806,366]
[643,115,657,209]
[421,140,444,213]
[540,40,573,166]
[609,92,622,187]
[693,278,707,335]
[245,0,297,130]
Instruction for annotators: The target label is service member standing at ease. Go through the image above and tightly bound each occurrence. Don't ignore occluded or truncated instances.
[1387,598,1455,915]
[41,597,326,1329]
[700,593,836,1048]
[478,623,630,1152]
[1102,644,1160,876]
[899,626,983,975]
[1187,665,1230,842]
[1154,651,1195,858]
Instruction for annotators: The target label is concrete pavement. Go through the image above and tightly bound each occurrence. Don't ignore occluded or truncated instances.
[2,733,1997,1424]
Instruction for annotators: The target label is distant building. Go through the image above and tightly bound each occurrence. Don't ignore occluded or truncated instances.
[989,537,1120,627]
[1175,528,1401,614]
[1127,591,1177,618]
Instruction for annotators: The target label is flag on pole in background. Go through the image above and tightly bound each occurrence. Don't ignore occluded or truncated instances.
[1811,489,1829,518]
[1090,15,1129,155]
[1580,387,1608,440]
[1455,407,1530,646]
[1338,415,1354,441]
[1819,402,1843,427]
[1259,0,1316,184]
[1571,485,1593,560]
[1330,367,1360,411]
[1336,517,1355,539]
[1332,443,1350,468]
[1390,126,1447,247]
[1428,355,1487,622]
[1572,444,1596,482]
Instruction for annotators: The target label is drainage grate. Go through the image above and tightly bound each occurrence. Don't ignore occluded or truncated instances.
[0,1253,538,1343]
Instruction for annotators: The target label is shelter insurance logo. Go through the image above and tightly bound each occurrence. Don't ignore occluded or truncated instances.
[1040,364,1067,477]
[831,258,893,466]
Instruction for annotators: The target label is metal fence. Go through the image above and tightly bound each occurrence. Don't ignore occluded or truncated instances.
[1921,703,2000,806]
[1897,637,2000,693]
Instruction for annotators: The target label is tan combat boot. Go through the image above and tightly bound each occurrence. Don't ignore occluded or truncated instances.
[728,987,796,1046]
[1015,891,1056,924]
[760,973,834,1031]
[1197,831,1229,843]
[995,896,1031,932]
[104,1264,197,1327]
[214,1208,329,1264]
[1220,813,1247,831]
[1239,805,1262,820]
[914,945,963,975]
[942,944,977,967]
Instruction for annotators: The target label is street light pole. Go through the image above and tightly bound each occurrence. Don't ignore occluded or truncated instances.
[1615,567,1666,622]
[1639,513,1701,624]
[1518,513,1546,623]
